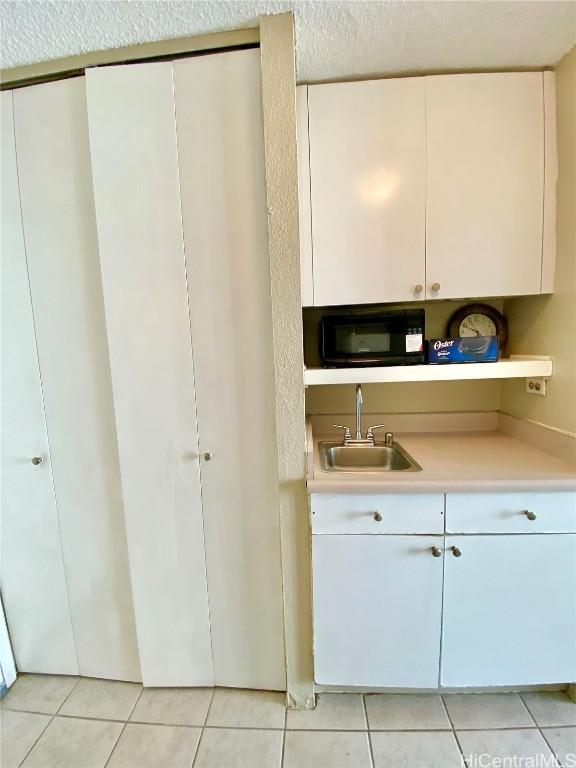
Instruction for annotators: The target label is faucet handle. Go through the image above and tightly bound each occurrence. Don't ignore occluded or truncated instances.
[366,425,393,445]
[332,425,352,443]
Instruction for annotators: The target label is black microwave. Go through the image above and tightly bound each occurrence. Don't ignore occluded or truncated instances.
[319,309,425,367]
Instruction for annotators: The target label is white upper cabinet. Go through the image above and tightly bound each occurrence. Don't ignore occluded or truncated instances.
[426,72,554,300]
[305,78,426,306]
[299,72,557,306]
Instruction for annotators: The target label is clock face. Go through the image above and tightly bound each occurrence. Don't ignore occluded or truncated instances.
[459,313,498,337]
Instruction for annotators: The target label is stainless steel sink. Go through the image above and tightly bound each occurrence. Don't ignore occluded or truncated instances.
[319,441,422,472]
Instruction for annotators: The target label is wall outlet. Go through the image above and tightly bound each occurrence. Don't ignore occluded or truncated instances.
[526,377,547,396]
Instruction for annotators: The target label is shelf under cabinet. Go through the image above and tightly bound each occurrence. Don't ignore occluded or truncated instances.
[304,356,552,386]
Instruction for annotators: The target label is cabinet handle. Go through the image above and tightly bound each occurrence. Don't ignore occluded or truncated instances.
[451,546,462,557]
[414,284,424,294]
[31,456,43,466]
[431,282,441,292]
[523,510,537,521]
[373,512,383,522]
[203,452,213,461]
[431,546,442,558]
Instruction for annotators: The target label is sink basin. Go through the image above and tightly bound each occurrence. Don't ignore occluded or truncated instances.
[319,441,422,472]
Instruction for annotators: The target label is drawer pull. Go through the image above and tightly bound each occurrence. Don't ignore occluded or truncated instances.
[451,546,462,557]
[431,546,442,558]
[373,512,383,522]
[524,510,537,521]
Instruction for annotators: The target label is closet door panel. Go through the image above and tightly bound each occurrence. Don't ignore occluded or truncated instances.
[13,79,140,681]
[1,92,78,675]
[86,63,213,686]
[173,50,286,690]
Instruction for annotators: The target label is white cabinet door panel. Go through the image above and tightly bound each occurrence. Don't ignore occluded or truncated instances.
[308,78,426,306]
[442,535,576,686]
[1,92,78,675]
[311,493,444,535]
[173,50,286,690]
[86,63,213,686]
[312,535,443,687]
[426,73,544,299]
[297,85,314,306]
[446,492,576,534]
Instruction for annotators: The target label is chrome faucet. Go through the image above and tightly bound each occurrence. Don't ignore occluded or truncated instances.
[355,384,363,440]
[332,384,393,446]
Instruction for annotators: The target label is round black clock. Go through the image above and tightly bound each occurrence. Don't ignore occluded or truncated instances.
[447,303,508,347]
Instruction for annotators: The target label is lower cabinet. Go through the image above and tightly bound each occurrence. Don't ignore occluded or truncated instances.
[311,491,576,688]
[312,535,444,687]
[441,533,576,687]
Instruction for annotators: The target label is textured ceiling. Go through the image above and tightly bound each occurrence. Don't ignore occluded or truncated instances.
[1,1,575,81]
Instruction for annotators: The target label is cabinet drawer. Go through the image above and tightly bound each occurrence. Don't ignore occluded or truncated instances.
[446,492,576,534]
[310,493,444,534]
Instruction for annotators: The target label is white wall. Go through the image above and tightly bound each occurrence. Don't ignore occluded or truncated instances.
[501,46,576,435]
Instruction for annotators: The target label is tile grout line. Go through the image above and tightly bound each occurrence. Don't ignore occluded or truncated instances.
[187,723,203,768]
[202,687,216,728]
[15,711,55,767]
[16,712,54,767]
[191,726,204,768]
[363,694,376,768]
[537,728,563,768]
[55,677,81,716]
[440,694,468,766]
[191,687,215,768]
[102,685,144,768]
[280,697,288,768]
[520,693,563,766]
[16,676,81,767]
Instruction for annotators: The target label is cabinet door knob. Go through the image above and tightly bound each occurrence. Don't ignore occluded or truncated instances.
[31,456,43,465]
[524,510,537,521]
[451,546,462,557]
[414,284,424,294]
[431,546,442,558]
[431,282,441,292]
[203,452,213,461]
[373,511,383,522]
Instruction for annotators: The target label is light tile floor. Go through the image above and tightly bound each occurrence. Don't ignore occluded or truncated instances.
[1,675,575,768]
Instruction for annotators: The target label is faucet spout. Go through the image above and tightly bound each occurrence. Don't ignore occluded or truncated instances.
[355,384,363,440]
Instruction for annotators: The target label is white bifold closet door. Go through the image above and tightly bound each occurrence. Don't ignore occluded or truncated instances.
[2,81,141,681]
[86,49,286,689]
[1,91,78,675]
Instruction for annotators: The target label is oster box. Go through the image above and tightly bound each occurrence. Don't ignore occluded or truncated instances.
[427,336,499,364]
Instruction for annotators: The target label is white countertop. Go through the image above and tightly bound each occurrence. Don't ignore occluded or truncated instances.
[307,430,576,493]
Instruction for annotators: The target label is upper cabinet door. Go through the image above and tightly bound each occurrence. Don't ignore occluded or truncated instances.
[426,73,545,300]
[308,78,426,306]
